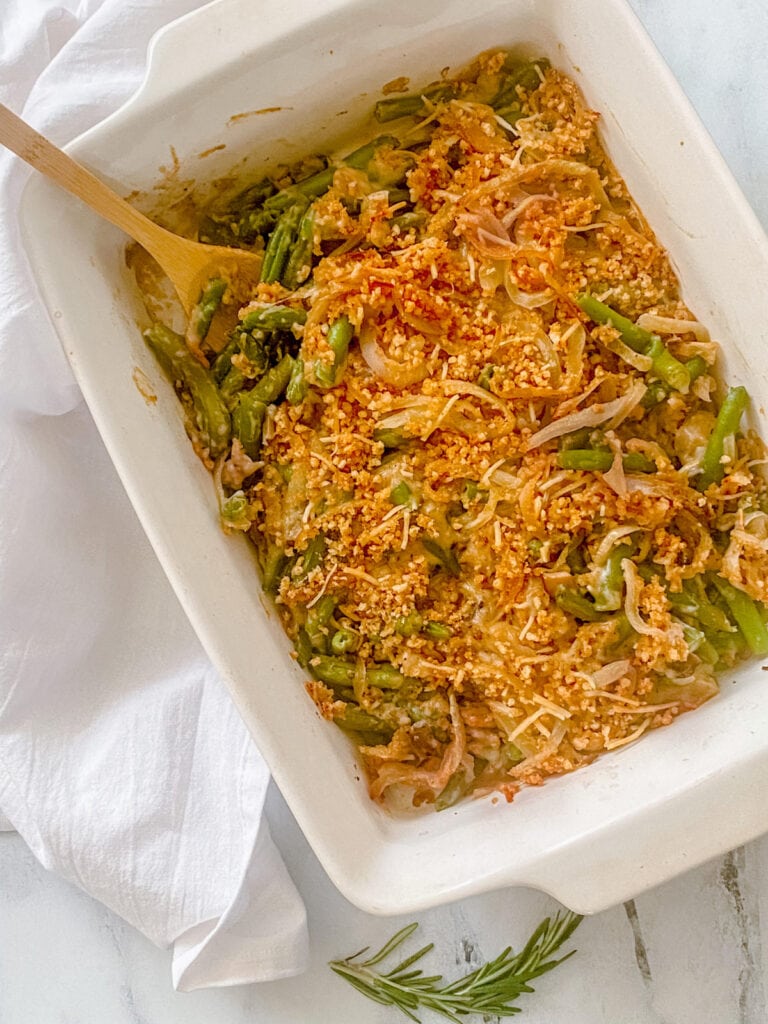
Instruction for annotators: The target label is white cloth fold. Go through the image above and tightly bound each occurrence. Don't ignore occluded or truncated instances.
[0,0,308,990]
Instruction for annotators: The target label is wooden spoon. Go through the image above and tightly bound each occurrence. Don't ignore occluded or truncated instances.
[0,103,262,316]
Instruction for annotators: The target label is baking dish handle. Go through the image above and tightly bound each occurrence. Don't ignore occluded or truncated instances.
[133,0,363,111]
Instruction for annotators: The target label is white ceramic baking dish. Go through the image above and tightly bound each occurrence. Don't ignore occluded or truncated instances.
[19,0,768,916]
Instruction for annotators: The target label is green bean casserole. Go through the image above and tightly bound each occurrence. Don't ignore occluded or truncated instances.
[141,50,768,809]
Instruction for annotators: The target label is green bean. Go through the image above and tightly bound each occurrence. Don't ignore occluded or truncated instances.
[240,306,307,333]
[251,354,294,404]
[232,392,266,458]
[577,294,691,392]
[710,575,768,656]
[697,385,749,491]
[556,450,656,473]
[190,278,227,344]
[144,323,231,457]
[477,364,497,390]
[423,621,453,640]
[680,622,706,653]
[390,481,415,508]
[305,594,337,652]
[604,612,636,657]
[435,767,473,812]
[286,356,308,406]
[367,664,407,689]
[374,84,454,123]
[422,538,460,576]
[314,315,353,388]
[261,195,311,285]
[295,627,313,669]
[212,336,240,385]
[283,208,315,290]
[262,542,290,593]
[645,336,691,393]
[394,611,423,636]
[298,533,327,579]
[641,356,708,409]
[588,544,633,612]
[331,629,359,655]
[492,57,550,112]
[220,491,251,531]
[555,586,604,621]
[219,365,247,402]
[373,426,409,448]
[334,706,394,743]
[311,656,356,688]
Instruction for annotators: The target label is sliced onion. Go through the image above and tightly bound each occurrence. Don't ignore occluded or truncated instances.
[526,380,646,450]
[594,525,643,566]
[500,193,556,229]
[602,449,627,497]
[359,324,427,387]
[622,558,665,638]
[591,660,632,688]
[636,313,710,343]
[503,265,553,309]
[369,693,467,801]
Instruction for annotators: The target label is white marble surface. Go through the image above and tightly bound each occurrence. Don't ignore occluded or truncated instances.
[3,1,768,1021]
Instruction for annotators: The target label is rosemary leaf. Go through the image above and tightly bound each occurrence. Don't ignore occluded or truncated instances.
[328,909,583,1021]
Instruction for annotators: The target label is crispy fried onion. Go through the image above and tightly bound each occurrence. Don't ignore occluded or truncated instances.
[526,379,646,450]
[366,692,470,802]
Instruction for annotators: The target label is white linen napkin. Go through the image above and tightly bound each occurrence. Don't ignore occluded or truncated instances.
[0,0,309,990]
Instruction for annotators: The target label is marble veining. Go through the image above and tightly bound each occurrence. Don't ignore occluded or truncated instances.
[3,0,768,1020]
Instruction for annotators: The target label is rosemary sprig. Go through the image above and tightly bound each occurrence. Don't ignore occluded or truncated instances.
[329,910,583,1022]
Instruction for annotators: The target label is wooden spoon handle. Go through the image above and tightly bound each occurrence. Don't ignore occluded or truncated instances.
[0,104,172,260]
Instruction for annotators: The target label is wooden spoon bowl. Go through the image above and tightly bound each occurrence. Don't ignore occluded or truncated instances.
[0,104,262,316]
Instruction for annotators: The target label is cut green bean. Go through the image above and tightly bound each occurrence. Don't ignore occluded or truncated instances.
[334,706,394,743]
[311,656,356,688]
[697,385,749,491]
[555,586,604,622]
[283,208,315,290]
[262,542,290,593]
[190,277,227,344]
[491,57,550,112]
[577,294,691,392]
[331,629,359,655]
[641,356,708,409]
[314,315,353,388]
[394,611,423,636]
[710,575,768,656]
[232,392,267,458]
[367,664,407,689]
[373,427,410,448]
[390,481,416,508]
[298,533,327,578]
[422,538,460,576]
[220,491,251,531]
[144,323,231,457]
[374,84,454,123]
[260,196,311,285]
[305,594,337,652]
[423,621,453,640]
[286,356,308,406]
[435,766,473,812]
[240,306,307,333]
[251,354,294,404]
[589,544,633,612]
[556,450,656,473]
